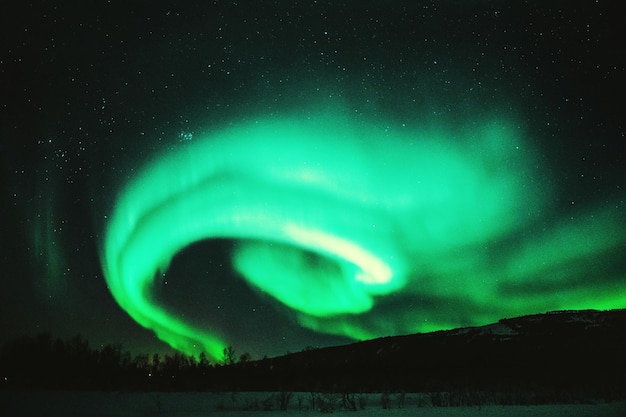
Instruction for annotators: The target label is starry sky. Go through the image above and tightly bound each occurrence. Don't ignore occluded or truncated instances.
[2,1,625,360]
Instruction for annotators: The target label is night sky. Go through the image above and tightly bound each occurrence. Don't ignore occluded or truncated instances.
[2,1,625,360]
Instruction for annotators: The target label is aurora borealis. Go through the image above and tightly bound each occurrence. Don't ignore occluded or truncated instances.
[2,1,625,360]
[103,111,625,360]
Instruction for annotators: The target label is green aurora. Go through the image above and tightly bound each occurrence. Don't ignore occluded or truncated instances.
[101,108,626,360]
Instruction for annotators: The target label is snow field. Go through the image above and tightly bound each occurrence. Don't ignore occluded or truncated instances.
[2,391,625,417]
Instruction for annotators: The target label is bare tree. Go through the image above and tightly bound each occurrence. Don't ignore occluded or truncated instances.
[222,345,236,366]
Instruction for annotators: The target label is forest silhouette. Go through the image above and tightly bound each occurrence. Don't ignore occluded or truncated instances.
[2,310,625,406]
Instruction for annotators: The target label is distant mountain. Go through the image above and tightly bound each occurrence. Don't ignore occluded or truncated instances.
[227,309,626,401]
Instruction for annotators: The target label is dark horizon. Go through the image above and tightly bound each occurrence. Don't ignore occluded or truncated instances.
[3,309,625,406]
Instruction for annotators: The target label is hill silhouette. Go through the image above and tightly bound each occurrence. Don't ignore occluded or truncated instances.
[2,309,625,404]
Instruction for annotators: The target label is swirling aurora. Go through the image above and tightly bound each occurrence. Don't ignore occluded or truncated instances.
[101,110,626,360]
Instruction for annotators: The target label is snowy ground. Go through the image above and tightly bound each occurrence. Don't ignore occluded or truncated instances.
[2,391,625,417]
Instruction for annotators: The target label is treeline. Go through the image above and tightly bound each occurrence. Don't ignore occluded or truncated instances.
[0,333,242,391]
[2,309,626,403]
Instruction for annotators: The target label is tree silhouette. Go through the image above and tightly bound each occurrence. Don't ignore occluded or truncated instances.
[239,352,251,364]
[222,345,236,366]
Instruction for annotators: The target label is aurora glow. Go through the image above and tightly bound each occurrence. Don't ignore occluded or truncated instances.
[101,109,626,360]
